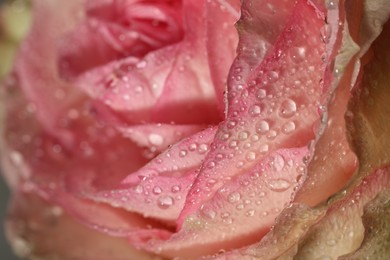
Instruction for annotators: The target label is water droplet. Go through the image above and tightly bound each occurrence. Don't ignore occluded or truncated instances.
[221,212,230,219]
[134,185,143,194]
[188,143,197,151]
[220,132,230,140]
[279,99,297,118]
[179,150,187,157]
[289,47,306,63]
[246,209,255,217]
[229,140,239,148]
[251,134,260,142]
[171,185,181,193]
[207,178,217,187]
[236,161,245,168]
[325,0,338,10]
[227,191,241,203]
[200,205,217,219]
[266,130,277,140]
[250,104,264,116]
[271,154,285,171]
[256,89,267,100]
[153,186,162,195]
[157,196,174,209]
[135,85,143,93]
[236,204,245,210]
[246,151,256,162]
[282,121,296,134]
[238,131,249,140]
[148,133,164,146]
[256,120,270,134]
[198,144,209,154]
[227,120,237,129]
[136,60,147,69]
[267,178,291,192]
[326,239,336,246]
[267,71,279,83]
[259,144,269,153]
[207,161,216,169]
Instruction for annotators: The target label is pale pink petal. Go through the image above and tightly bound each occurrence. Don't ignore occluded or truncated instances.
[206,0,240,113]
[181,0,327,223]
[117,123,207,155]
[65,0,223,127]
[84,127,217,223]
[140,147,308,258]
[13,0,85,144]
[211,166,390,259]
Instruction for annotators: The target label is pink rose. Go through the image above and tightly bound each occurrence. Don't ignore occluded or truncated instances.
[1,0,390,259]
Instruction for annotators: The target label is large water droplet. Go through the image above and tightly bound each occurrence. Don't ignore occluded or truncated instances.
[256,120,270,134]
[249,104,262,117]
[267,71,279,83]
[289,47,306,63]
[279,99,297,118]
[282,121,296,134]
[267,178,291,192]
[157,196,174,209]
[148,133,164,146]
[200,205,217,219]
[271,154,285,171]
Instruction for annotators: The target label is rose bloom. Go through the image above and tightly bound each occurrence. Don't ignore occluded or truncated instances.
[1,0,390,259]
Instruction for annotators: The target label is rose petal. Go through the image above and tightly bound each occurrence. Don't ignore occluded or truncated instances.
[5,191,156,259]
[86,127,217,223]
[181,0,326,225]
[67,0,223,127]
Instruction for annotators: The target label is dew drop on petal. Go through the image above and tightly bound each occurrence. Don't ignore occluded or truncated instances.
[227,191,241,203]
[148,133,164,146]
[256,120,270,134]
[271,154,285,171]
[267,71,279,83]
[157,196,174,209]
[134,185,143,194]
[279,99,297,118]
[238,131,249,140]
[289,47,306,63]
[152,186,162,195]
[249,104,262,117]
[171,185,181,193]
[282,121,296,134]
[256,89,267,100]
[246,151,256,162]
[201,205,217,219]
[246,209,255,217]
[267,178,291,192]
[179,150,187,157]
[198,144,209,154]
